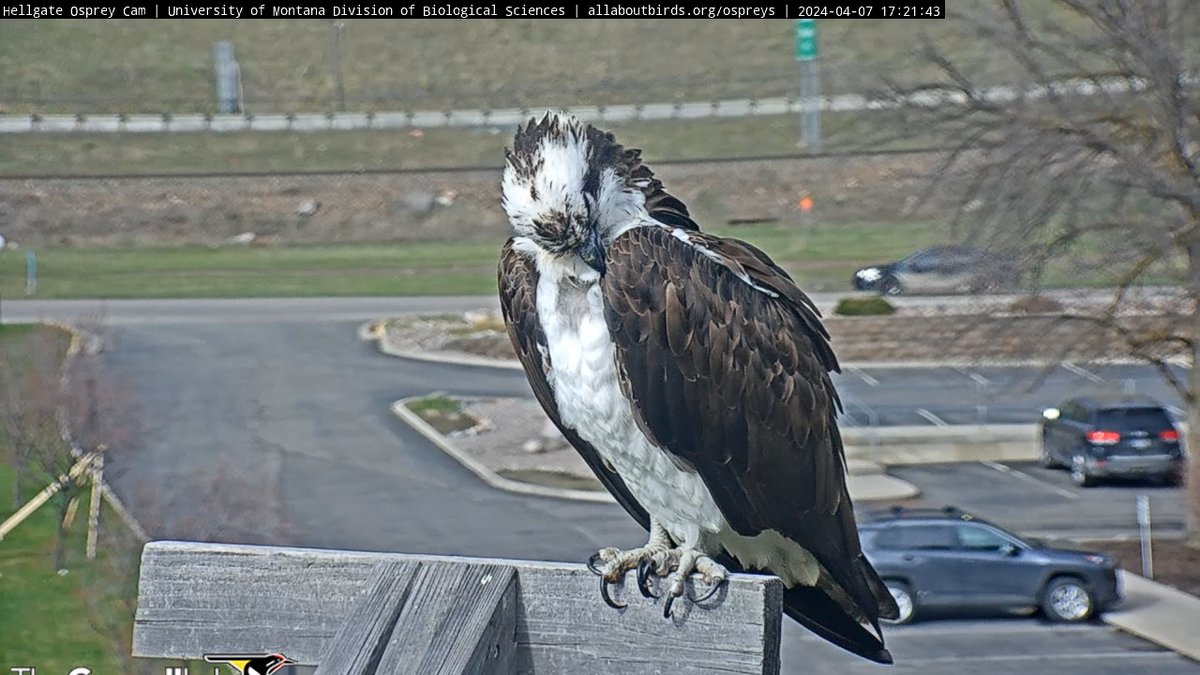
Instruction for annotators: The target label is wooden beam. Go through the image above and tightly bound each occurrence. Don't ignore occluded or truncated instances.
[133,541,782,675]
[313,560,420,675]
[375,562,517,675]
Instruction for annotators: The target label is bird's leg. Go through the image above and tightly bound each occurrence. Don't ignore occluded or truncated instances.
[586,519,673,608]
[661,538,728,619]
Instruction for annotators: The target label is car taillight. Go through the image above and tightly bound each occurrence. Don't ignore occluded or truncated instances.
[1160,430,1180,442]
[1086,430,1121,445]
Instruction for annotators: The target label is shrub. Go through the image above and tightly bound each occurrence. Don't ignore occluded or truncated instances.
[834,296,896,316]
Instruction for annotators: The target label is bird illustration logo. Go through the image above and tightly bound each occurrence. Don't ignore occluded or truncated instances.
[203,653,296,675]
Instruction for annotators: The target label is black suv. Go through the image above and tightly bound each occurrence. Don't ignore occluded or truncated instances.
[859,507,1121,625]
[1040,395,1186,487]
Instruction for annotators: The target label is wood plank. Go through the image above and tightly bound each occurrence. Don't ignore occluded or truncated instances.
[312,560,419,675]
[133,541,783,675]
[375,563,517,675]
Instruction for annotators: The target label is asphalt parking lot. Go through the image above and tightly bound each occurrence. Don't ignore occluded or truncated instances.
[835,361,1188,428]
[888,461,1188,541]
[789,617,1200,674]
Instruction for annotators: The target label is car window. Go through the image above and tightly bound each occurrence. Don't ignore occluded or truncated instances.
[1096,407,1173,431]
[904,248,942,273]
[891,524,957,550]
[956,524,1013,552]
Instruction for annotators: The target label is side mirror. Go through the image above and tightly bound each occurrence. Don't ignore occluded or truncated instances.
[1000,543,1020,557]
[1042,408,1060,421]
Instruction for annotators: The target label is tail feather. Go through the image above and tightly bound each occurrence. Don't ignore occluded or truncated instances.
[783,585,893,665]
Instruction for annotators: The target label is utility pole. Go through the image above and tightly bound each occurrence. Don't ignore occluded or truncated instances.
[795,20,821,152]
[331,21,347,112]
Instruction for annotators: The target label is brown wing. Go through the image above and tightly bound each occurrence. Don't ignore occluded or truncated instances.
[601,226,896,630]
[498,239,650,529]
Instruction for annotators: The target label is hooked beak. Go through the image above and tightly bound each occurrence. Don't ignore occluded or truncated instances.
[577,228,606,275]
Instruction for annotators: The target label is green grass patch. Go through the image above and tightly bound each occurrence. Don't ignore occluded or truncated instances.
[407,395,475,435]
[0,111,927,177]
[0,17,1083,115]
[497,468,605,493]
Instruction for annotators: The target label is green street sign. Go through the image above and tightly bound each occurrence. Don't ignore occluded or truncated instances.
[795,19,818,61]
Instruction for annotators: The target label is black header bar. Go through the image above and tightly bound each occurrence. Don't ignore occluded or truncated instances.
[1,0,944,19]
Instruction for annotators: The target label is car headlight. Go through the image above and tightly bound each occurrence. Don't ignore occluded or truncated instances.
[857,268,882,282]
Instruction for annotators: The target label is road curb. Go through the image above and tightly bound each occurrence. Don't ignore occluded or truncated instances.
[391,396,616,504]
[361,320,522,371]
[1103,571,1200,663]
[44,320,150,542]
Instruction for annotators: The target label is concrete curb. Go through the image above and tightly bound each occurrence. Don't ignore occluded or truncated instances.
[44,320,150,542]
[393,394,920,504]
[1104,571,1200,663]
[360,320,521,371]
[392,396,615,504]
[360,318,1182,372]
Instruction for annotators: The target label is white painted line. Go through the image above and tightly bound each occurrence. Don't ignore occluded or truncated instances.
[847,365,879,387]
[980,460,1081,500]
[915,408,949,427]
[953,366,991,387]
[1062,361,1104,382]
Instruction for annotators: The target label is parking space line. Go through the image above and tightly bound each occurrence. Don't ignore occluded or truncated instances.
[915,408,948,427]
[1062,361,1104,382]
[846,365,879,386]
[953,366,991,386]
[898,652,1177,666]
[980,460,1081,500]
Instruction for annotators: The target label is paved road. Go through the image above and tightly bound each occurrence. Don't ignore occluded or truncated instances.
[9,297,1194,673]
[890,461,1188,541]
[0,75,1153,135]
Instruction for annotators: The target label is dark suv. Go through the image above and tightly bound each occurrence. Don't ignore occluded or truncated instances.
[851,245,1019,296]
[1040,395,1186,487]
[859,507,1121,625]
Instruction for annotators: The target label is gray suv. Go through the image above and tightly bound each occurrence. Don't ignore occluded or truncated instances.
[1041,395,1186,487]
[859,507,1121,625]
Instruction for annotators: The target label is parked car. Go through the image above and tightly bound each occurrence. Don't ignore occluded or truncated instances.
[1040,395,1186,487]
[852,245,1019,295]
[859,506,1121,625]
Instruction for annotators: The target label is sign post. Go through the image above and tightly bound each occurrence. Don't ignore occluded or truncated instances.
[794,20,821,152]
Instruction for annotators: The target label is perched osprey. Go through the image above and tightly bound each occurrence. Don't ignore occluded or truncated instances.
[497,113,898,664]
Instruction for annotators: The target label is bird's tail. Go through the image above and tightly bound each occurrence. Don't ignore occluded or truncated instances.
[782,584,894,665]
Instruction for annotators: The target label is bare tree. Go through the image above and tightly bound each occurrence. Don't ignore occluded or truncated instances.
[882,0,1200,541]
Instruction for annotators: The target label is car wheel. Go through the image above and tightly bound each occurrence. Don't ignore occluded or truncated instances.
[1041,576,1094,622]
[1040,434,1061,469]
[1160,469,1184,488]
[879,277,903,296]
[1071,454,1096,487]
[882,581,916,625]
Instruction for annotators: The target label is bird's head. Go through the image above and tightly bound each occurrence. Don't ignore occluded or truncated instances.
[501,112,653,276]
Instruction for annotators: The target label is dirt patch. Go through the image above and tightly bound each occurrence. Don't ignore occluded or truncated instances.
[1085,539,1200,598]
[384,307,1186,367]
[0,152,951,247]
[449,397,601,491]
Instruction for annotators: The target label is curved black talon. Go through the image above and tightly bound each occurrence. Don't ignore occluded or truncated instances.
[636,559,658,599]
[662,592,678,618]
[586,552,605,576]
[687,578,724,605]
[600,575,626,610]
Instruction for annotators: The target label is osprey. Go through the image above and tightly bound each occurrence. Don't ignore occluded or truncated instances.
[497,113,899,664]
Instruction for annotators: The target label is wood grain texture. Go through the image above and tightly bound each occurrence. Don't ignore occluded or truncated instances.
[313,560,419,675]
[375,563,516,675]
[133,541,782,674]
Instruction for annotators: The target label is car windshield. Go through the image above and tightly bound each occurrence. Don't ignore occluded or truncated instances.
[1096,407,1173,431]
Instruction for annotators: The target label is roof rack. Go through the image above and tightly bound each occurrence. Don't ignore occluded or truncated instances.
[862,505,975,521]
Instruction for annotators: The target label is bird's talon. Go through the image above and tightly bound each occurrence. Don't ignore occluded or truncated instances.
[662,592,677,618]
[636,558,658,599]
[687,579,724,605]
[599,575,626,610]
[586,552,605,576]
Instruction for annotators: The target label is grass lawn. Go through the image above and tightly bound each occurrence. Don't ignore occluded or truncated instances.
[0,16,1083,115]
[0,325,121,671]
[0,220,948,299]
